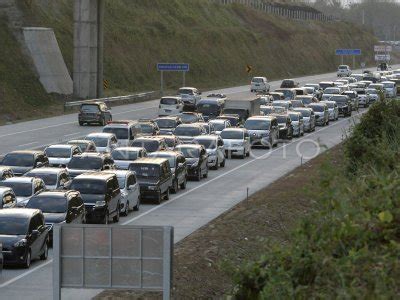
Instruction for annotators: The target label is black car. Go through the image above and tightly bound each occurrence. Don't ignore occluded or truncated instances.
[78,102,112,126]
[67,153,115,179]
[196,99,223,121]
[0,150,49,176]
[154,116,182,135]
[129,158,173,204]
[216,114,241,127]
[26,190,85,242]
[70,172,121,224]
[273,114,293,140]
[0,208,49,268]
[280,79,298,88]
[331,95,352,117]
[175,144,208,181]
[148,151,187,193]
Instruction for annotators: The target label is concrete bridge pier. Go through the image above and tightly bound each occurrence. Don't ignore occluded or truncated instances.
[73,0,104,99]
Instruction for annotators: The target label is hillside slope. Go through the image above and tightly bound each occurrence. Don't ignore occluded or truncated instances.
[1,0,378,123]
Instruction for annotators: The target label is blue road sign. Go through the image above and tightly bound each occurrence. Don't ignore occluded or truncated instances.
[335,49,362,56]
[157,63,189,71]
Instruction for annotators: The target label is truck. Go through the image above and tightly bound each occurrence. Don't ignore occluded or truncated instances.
[222,98,261,122]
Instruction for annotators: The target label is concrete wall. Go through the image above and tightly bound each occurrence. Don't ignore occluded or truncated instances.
[23,27,73,95]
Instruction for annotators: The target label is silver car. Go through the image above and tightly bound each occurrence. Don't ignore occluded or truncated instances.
[288,112,304,137]
[193,135,226,169]
[294,108,315,133]
[44,144,82,167]
[308,103,329,126]
[321,101,339,121]
[111,147,147,170]
[220,128,251,159]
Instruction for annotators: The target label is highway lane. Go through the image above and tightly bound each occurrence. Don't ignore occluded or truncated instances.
[0,67,387,299]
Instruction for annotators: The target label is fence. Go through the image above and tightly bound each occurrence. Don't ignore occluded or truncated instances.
[63,91,157,111]
[211,0,336,22]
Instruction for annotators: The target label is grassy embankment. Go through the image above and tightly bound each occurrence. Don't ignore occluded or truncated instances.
[1,0,378,123]
[234,99,400,298]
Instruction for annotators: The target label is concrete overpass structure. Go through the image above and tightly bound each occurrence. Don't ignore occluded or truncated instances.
[73,0,104,99]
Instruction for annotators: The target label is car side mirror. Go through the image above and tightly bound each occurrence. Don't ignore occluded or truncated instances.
[31,229,40,237]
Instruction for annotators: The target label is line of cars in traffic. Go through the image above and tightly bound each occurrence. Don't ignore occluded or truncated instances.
[0,67,398,269]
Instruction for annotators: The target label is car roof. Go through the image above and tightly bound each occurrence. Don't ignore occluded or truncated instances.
[86,132,114,138]
[74,172,116,180]
[2,176,36,183]
[294,107,313,111]
[222,127,245,132]
[148,151,181,158]
[81,101,103,106]
[131,157,169,165]
[113,147,144,152]
[34,190,75,198]
[179,87,196,90]
[156,116,179,120]
[134,136,165,141]
[6,150,42,155]
[68,140,93,144]
[46,144,74,149]
[26,167,65,174]
[209,119,226,124]
[193,135,218,140]
[176,123,202,128]
[161,96,180,100]
[176,144,203,149]
[103,170,135,177]
[0,208,40,218]
[73,153,107,159]
[197,99,221,104]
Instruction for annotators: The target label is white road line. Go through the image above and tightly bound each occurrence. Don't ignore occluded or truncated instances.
[0,259,53,289]
[16,142,38,148]
[64,132,81,137]
[122,112,361,225]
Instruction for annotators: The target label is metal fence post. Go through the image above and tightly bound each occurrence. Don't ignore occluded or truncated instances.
[53,225,61,300]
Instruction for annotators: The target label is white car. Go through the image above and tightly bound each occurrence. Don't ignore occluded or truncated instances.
[321,100,339,121]
[178,87,202,110]
[102,120,142,147]
[107,170,140,215]
[288,112,304,137]
[209,119,231,135]
[85,132,118,153]
[193,135,226,169]
[220,128,250,158]
[111,147,147,170]
[382,81,397,98]
[251,77,270,93]
[365,88,380,103]
[44,144,81,167]
[337,65,352,77]
[158,97,184,116]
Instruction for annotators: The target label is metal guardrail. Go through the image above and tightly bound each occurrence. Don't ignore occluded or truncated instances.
[63,91,157,111]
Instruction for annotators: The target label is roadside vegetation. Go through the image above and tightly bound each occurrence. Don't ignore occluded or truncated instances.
[1,0,378,123]
[233,99,400,298]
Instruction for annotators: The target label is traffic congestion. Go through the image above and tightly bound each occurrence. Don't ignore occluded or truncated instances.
[0,65,399,269]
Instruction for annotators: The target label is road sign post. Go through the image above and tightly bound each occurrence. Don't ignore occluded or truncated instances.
[157,63,190,97]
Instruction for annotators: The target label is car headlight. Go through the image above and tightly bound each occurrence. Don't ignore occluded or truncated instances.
[148,186,158,190]
[95,201,106,207]
[191,161,199,168]
[14,239,27,248]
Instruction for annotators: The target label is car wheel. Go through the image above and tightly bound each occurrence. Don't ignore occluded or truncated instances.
[134,197,140,211]
[180,178,187,189]
[113,206,120,223]
[203,168,208,178]
[220,158,225,167]
[240,152,245,159]
[122,201,129,216]
[40,242,48,260]
[79,121,84,126]
[214,159,219,170]
[164,188,170,200]
[23,250,31,269]
[196,170,202,181]
[100,117,105,126]
[171,179,178,194]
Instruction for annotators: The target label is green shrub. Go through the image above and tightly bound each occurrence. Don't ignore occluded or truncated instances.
[233,100,400,299]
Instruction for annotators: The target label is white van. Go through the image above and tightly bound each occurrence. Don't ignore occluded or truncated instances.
[158,96,184,116]
[250,77,270,93]
[102,120,142,147]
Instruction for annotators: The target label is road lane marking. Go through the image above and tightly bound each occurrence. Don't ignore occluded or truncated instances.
[64,132,81,137]
[16,142,38,148]
[0,259,53,289]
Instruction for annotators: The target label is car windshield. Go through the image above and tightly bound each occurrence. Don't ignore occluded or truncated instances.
[221,130,244,140]
[176,147,200,158]
[357,90,365,95]
[344,93,356,98]
[339,66,348,70]
[103,127,128,140]
[140,124,154,134]
[0,217,28,235]
[174,126,201,136]
[211,122,226,131]
[2,153,34,167]
[26,196,67,213]
[111,150,139,161]
[68,142,88,152]
[297,97,313,104]
[194,139,217,150]
[323,102,335,108]
[68,157,102,170]
[81,104,100,113]
[366,89,377,94]
[291,101,303,108]
[179,89,194,95]
[45,147,71,158]
[289,114,300,121]
[310,105,324,112]
[180,114,198,123]
[272,102,288,108]
[163,137,176,148]
[117,177,126,189]
[160,98,178,105]
[155,119,176,128]
[270,94,282,101]
[252,78,264,83]
[25,172,57,186]
[275,116,288,124]
[296,110,311,117]
[245,119,271,130]
[0,182,32,197]
[223,109,246,119]
[319,83,333,90]
[277,90,294,99]
[130,164,160,178]
[261,107,274,115]
[148,154,175,168]
[324,88,340,94]
[70,179,106,195]
[86,136,108,147]
[383,82,394,88]
[197,103,219,114]
[132,140,160,152]
[331,96,347,103]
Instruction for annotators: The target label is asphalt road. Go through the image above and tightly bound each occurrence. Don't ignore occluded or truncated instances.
[0,67,392,299]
